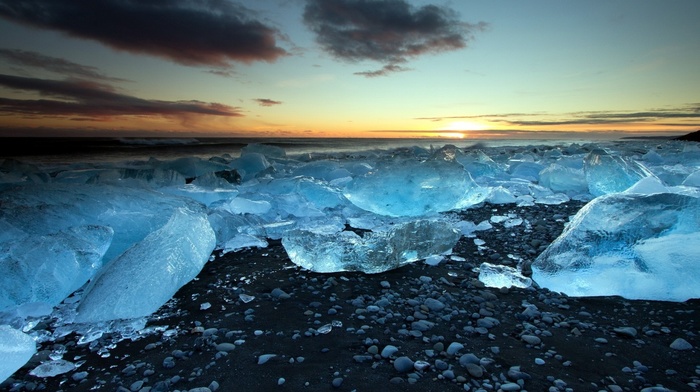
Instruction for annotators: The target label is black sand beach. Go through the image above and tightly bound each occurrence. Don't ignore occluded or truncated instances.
[2,201,698,392]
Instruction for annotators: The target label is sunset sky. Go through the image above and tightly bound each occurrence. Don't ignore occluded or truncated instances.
[0,0,699,139]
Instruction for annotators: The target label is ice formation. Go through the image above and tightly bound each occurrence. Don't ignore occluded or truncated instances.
[344,150,487,217]
[478,263,532,289]
[530,191,700,301]
[0,137,699,348]
[0,325,36,383]
[282,220,460,273]
[75,206,216,322]
[0,225,113,311]
[583,148,653,196]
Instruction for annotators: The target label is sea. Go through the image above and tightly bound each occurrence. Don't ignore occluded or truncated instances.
[0,136,641,165]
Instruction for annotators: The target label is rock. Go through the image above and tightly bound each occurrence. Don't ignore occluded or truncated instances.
[393,356,414,373]
[464,363,483,378]
[381,345,399,358]
[521,334,541,345]
[669,338,693,350]
[446,342,464,355]
[613,327,637,338]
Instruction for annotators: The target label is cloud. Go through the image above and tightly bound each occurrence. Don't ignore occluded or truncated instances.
[0,0,287,67]
[0,73,242,119]
[0,48,127,82]
[254,98,282,107]
[303,0,486,66]
[354,64,411,78]
[416,105,700,127]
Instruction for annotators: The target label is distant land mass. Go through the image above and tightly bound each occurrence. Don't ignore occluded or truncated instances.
[675,130,700,141]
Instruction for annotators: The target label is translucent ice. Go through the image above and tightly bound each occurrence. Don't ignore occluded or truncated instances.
[0,184,205,264]
[478,263,532,289]
[539,164,588,196]
[0,225,113,311]
[0,325,36,383]
[530,192,700,301]
[29,359,75,378]
[343,152,486,217]
[282,220,460,273]
[76,206,216,322]
[584,148,654,196]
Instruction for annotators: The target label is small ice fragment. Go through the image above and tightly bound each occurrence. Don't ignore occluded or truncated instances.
[424,255,443,266]
[331,320,343,328]
[200,302,211,310]
[29,359,76,378]
[0,325,36,383]
[239,294,255,303]
[478,263,532,289]
[317,324,332,334]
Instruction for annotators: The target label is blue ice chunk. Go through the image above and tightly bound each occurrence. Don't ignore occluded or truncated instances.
[343,153,486,217]
[282,220,460,273]
[584,148,653,196]
[230,153,271,181]
[539,164,588,196]
[530,192,700,301]
[0,225,113,312]
[508,161,545,182]
[0,184,202,264]
[0,325,36,383]
[75,206,216,322]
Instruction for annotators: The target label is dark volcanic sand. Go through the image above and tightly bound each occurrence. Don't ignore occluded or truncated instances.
[2,202,698,392]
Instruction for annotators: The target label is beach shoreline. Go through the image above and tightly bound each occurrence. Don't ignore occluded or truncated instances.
[2,201,698,392]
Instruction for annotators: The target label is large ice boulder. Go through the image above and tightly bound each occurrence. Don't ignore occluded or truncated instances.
[282,220,460,273]
[0,325,36,383]
[539,164,588,196]
[584,148,653,196]
[0,225,113,312]
[343,153,486,217]
[0,184,205,265]
[530,192,700,301]
[75,206,216,322]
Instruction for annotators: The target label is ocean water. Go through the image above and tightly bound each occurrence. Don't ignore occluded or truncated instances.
[1,136,625,165]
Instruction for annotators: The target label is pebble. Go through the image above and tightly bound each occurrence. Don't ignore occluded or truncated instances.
[669,338,693,350]
[464,363,483,378]
[501,383,521,391]
[381,345,399,358]
[270,288,291,299]
[215,343,236,352]
[393,356,414,373]
[613,327,637,338]
[332,377,343,388]
[257,354,276,365]
[521,334,541,345]
[446,342,464,355]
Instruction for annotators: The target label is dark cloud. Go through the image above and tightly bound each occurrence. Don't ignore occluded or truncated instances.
[354,64,410,77]
[254,98,282,107]
[416,105,700,127]
[303,0,485,66]
[0,73,242,119]
[0,0,287,67]
[0,48,127,81]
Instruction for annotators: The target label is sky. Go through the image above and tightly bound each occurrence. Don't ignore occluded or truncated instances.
[0,0,699,139]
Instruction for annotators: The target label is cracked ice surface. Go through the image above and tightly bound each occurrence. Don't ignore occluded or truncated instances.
[75,206,215,323]
[282,220,460,273]
[530,191,700,301]
[0,325,36,383]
